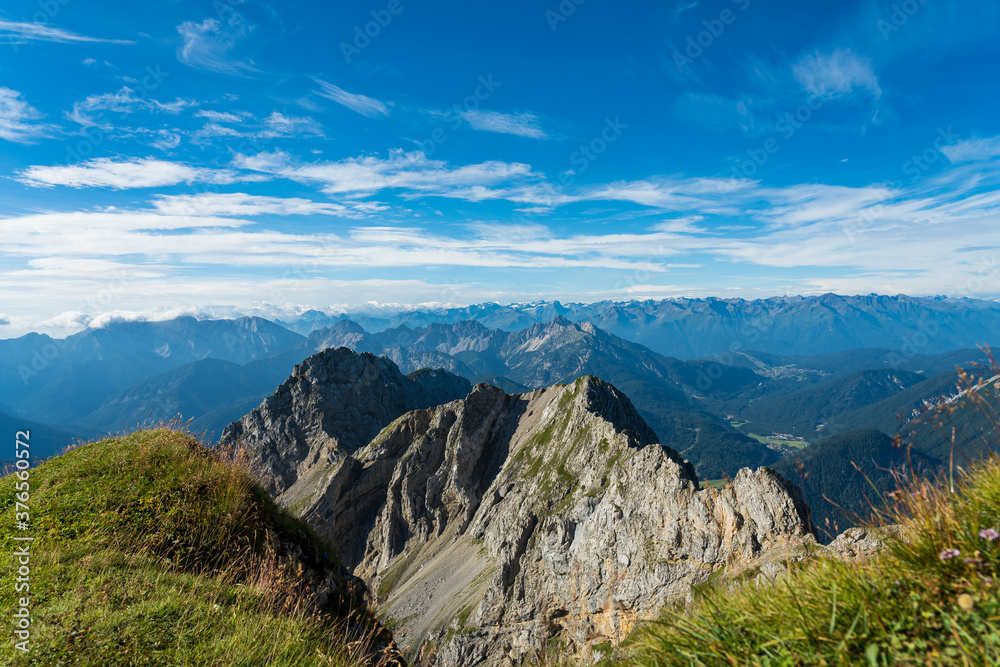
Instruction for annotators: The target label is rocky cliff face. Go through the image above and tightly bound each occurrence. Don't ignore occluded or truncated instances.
[227,348,815,665]
[218,347,471,499]
[325,378,814,665]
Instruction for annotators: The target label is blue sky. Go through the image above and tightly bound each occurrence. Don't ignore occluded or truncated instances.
[1,0,1000,336]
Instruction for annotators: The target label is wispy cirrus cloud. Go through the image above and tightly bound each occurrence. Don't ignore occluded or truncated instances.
[151,192,383,218]
[68,87,198,127]
[194,109,253,123]
[0,19,134,45]
[233,148,536,197]
[313,79,389,118]
[190,111,324,144]
[177,14,257,75]
[5,172,998,284]
[3,156,1000,334]
[260,112,324,138]
[461,110,548,139]
[0,88,57,143]
[16,157,266,189]
[942,136,1000,163]
[792,48,881,100]
[0,207,681,273]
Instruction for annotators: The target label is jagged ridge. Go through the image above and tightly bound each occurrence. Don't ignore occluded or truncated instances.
[225,348,815,665]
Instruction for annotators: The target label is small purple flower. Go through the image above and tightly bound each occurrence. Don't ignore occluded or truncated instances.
[979,528,999,541]
[965,557,984,567]
[940,548,961,560]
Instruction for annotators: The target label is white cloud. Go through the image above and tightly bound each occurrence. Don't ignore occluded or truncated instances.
[151,193,364,217]
[313,79,389,118]
[152,132,182,150]
[17,157,264,189]
[0,205,683,273]
[195,109,252,123]
[792,48,881,100]
[233,149,536,198]
[177,15,256,75]
[190,111,323,144]
[0,88,55,143]
[0,20,134,45]
[3,161,1000,332]
[652,216,706,233]
[260,112,325,138]
[21,257,172,279]
[581,177,756,212]
[0,210,248,236]
[942,137,1000,163]
[69,87,197,127]
[461,110,548,139]
[192,122,246,143]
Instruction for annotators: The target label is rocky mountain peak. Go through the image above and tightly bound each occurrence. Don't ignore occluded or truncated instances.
[549,313,575,326]
[571,374,664,452]
[229,357,813,665]
[218,346,471,497]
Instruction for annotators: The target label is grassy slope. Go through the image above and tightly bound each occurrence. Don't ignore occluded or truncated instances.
[0,429,390,666]
[630,454,1000,665]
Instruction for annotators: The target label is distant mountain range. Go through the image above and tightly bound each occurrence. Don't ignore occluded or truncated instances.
[0,317,306,452]
[278,294,1000,359]
[0,294,996,488]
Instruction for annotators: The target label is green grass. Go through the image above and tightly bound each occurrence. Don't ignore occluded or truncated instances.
[629,454,1000,666]
[0,428,393,666]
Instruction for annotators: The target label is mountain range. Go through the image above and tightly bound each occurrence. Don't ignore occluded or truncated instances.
[2,295,995,482]
[279,294,1000,359]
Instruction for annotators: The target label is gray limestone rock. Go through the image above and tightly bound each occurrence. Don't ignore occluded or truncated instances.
[229,348,815,665]
[824,525,900,562]
[218,346,470,501]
